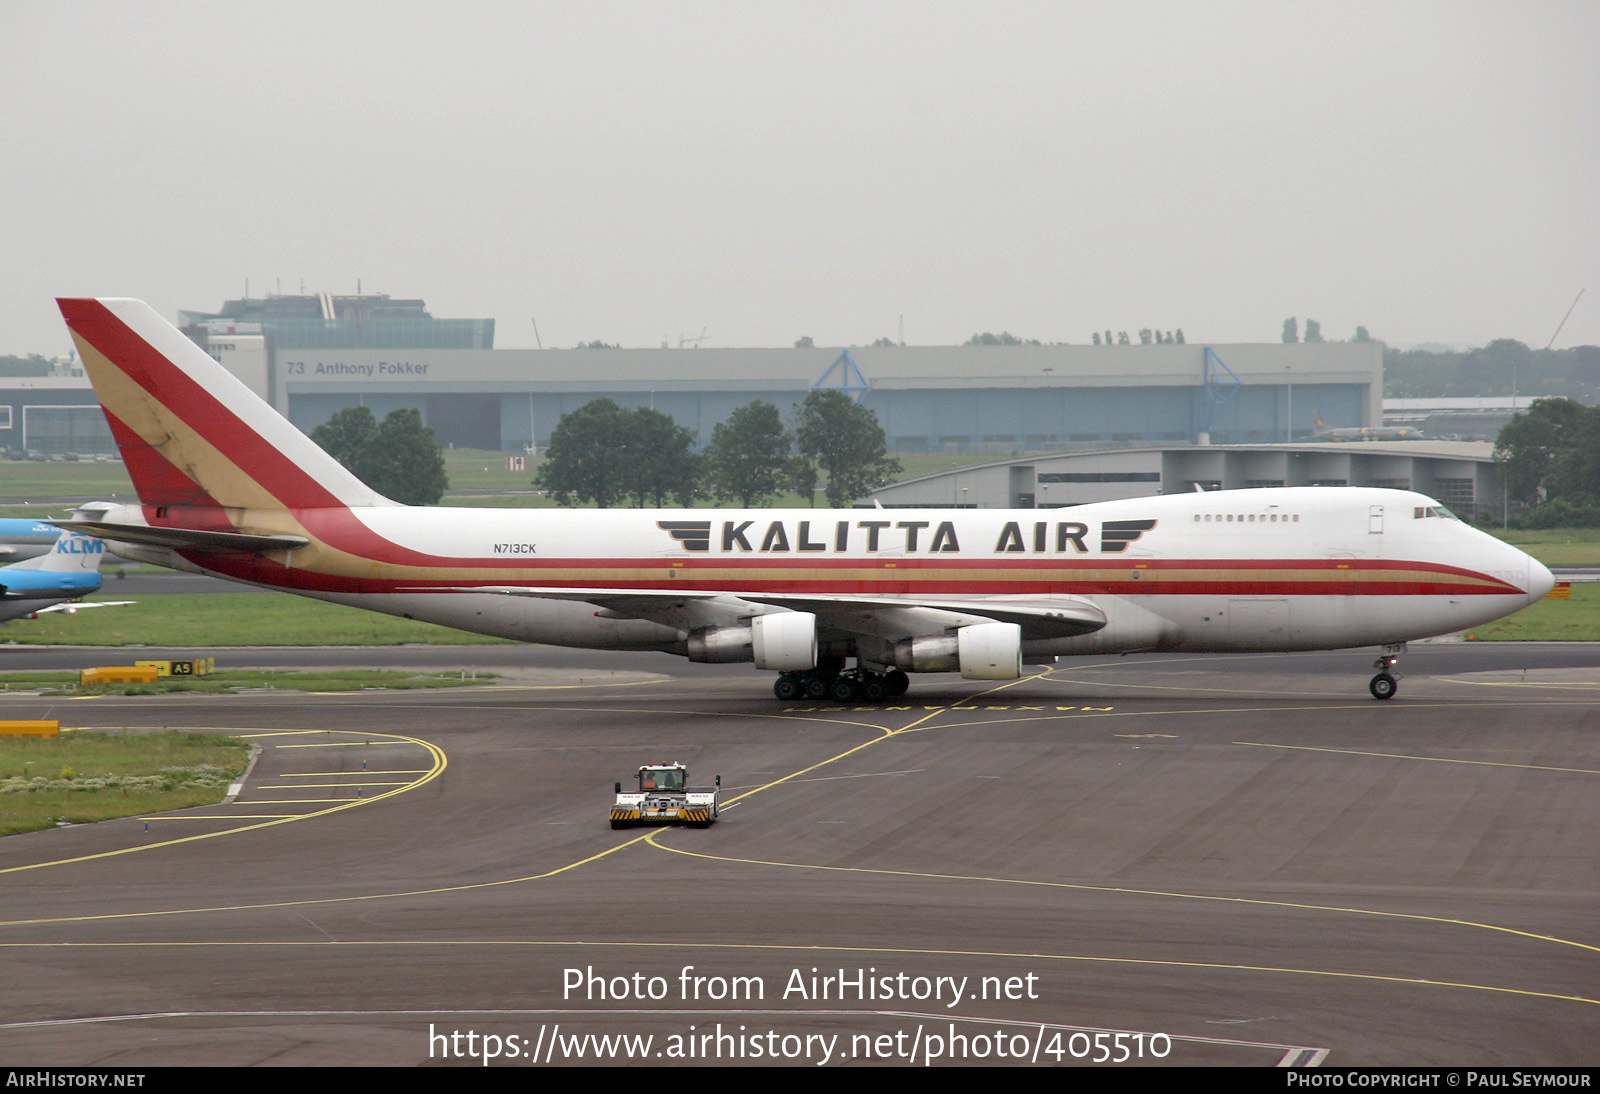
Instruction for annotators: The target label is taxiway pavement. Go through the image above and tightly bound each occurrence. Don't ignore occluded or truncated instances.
[0,645,1595,1067]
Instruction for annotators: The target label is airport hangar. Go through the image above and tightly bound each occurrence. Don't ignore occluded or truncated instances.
[861,439,1507,518]
[177,292,1384,456]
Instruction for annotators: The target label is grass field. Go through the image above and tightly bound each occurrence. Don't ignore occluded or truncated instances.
[0,730,250,837]
[1,593,514,646]
[1466,582,1600,641]
[1485,527,1600,566]
[0,458,136,500]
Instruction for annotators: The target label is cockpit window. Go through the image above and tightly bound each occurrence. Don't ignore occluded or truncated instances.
[1413,505,1458,521]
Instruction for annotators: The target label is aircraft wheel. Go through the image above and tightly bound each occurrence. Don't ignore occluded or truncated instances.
[773,675,802,701]
[829,676,859,702]
[861,675,889,703]
[1369,672,1398,700]
[885,669,910,696]
[804,674,830,700]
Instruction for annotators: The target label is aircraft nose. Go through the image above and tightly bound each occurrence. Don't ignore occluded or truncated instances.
[1526,555,1555,603]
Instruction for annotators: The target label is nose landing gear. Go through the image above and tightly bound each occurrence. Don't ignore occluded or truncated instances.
[1369,643,1405,700]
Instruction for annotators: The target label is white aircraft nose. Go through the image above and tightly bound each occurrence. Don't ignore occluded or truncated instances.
[1526,555,1555,603]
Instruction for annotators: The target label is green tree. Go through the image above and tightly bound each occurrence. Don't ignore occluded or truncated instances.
[537,399,699,507]
[311,405,448,505]
[794,336,814,349]
[1281,317,1299,343]
[536,398,631,507]
[1384,342,1600,402]
[312,406,380,483]
[793,390,902,508]
[703,400,791,507]
[788,455,818,505]
[1304,318,1323,343]
[1483,338,1533,397]
[965,331,1040,346]
[367,407,449,504]
[0,354,53,377]
[1493,397,1595,506]
[622,406,698,507]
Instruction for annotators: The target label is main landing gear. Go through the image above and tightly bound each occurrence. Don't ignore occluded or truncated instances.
[773,666,910,703]
[1369,643,1405,700]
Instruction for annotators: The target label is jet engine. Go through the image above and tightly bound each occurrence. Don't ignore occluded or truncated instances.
[686,611,818,671]
[891,621,1022,680]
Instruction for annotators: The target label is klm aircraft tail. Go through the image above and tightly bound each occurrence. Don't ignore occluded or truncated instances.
[6,531,108,574]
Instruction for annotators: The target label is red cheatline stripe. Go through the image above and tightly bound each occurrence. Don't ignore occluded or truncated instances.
[191,553,1517,597]
[225,545,1519,584]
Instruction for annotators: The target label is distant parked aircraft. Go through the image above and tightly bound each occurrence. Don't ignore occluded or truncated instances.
[0,529,128,623]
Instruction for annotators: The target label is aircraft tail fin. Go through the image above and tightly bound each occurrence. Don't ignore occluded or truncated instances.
[6,531,108,574]
[56,298,396,519]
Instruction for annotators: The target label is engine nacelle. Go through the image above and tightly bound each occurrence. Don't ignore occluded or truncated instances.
[751,611,818,671]
[957,621,1023,679]
[686,612,818,669]
[891,621,1022,680]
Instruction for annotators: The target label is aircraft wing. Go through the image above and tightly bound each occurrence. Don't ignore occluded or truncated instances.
[48,521,309,553]
[737,593,1105,640]
[425,586,1105,641]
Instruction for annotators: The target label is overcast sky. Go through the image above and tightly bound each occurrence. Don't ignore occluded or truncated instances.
[3,1,1596,356]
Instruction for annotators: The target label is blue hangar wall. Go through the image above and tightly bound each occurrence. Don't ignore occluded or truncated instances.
[264,342,1380,453]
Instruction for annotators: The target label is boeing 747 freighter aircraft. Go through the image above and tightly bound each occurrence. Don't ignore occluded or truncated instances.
[54,298,1553,701]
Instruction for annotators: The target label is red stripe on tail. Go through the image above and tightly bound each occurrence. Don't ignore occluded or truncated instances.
[58,298,353,511]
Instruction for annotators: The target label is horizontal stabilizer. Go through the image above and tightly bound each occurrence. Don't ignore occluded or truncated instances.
[49,521,309,554]
[34,600,137,614]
